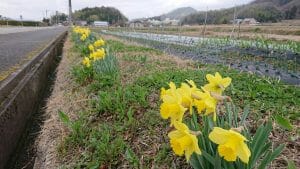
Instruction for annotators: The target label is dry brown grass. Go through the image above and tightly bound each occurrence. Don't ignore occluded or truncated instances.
[34,36,89,169]
[117,51,191,84]
[102,34,194,85]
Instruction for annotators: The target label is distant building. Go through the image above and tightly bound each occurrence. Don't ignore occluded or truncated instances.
[148,19,162,26]
[242,18,259,25]
[232,19,243,24]
[93,21,109,27]
[231,18,259,25]
[75,20,87,26]
[162,18,179,26]
[127,18,179,28]
[129,20,144,28]
[170,19,179,26]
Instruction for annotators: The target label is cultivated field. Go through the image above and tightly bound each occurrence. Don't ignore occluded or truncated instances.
[110,20,300,42]
[97,25,300,85]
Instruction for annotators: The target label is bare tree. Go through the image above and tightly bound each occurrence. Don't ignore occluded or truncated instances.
[230,5,237,39]
[202,7,208,38]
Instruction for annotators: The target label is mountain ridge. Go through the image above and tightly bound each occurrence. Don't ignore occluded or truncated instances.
[181,0,300,25]
[152,7,197,20]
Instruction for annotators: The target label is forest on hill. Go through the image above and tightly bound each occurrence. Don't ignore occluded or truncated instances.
[181,0,300,25]
[73,6,128,25]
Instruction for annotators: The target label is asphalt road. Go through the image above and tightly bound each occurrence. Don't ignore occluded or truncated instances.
[0,27,67,73]
[0,26,56,34]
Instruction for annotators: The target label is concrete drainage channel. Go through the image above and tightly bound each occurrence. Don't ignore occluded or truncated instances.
[0,30,68,169]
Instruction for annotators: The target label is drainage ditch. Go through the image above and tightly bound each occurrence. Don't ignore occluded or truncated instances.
[6,59,59,169]
[0,31,67,169]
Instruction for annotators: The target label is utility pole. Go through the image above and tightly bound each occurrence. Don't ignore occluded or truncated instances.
[45,10,49,18]
[56,11,58,25]
[68,0,72,25]
[20,15,23,26]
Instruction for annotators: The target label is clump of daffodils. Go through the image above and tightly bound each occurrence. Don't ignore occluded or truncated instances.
[160,72,283,168]
[160,72,242,161]
[161,73,231,124]
[82,57,91,68]
[73,26,91,41]
[82,41,106,68]
[72,27,107,68]
[94,39,105,47]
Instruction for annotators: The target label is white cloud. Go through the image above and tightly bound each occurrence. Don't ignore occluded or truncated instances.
[0,0,253,21]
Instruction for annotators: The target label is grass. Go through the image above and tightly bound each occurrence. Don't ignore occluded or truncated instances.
[58,36,299,168]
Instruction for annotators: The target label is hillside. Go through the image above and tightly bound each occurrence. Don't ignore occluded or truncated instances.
[252,0,300,18]
[181,0,300,25]
[73,6,128,25]
[152,7,197,21]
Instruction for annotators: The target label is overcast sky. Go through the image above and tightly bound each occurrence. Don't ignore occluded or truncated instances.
[0,0,253,21]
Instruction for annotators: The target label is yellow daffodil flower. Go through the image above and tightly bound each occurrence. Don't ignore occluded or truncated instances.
[80,34,87,41]
[162,80,200,115]
[82,57,91,68]
[73,27,90,35]
[88,44,94,52]
[193,90,218,121]
[203,72,231,94]
[94,39,105,47]
[160,82,177,99]
[160,90,187,126]
[177,83,194,114]
[168,121,201,161]
[160,87,166,99]
[74,27,91,41]
[209,127,251,164]
[177,80,200,114]
[89,48,105,60]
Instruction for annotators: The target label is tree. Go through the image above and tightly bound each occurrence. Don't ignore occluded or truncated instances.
[73,6,128,25]
[285,6,297,19]
[87,15,98,23]
[50,13,68,24]
[42,18,50,25]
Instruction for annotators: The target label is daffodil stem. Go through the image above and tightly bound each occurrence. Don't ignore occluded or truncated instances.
[192,109,199,130]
